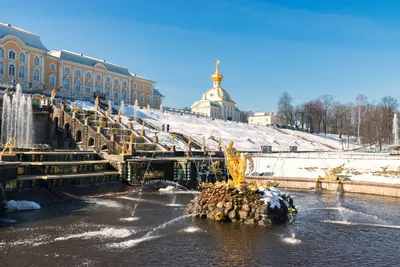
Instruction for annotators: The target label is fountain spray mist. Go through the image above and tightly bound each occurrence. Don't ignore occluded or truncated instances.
[393,113,399,146]
[1,84,34,148]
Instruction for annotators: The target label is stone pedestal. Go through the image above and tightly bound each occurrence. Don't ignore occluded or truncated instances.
[0,153,17,162]
[170,145,176,152]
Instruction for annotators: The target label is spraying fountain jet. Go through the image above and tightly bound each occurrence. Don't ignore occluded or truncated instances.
[1,84,34,149]
[390,112,400,155]
[133,99,139,121]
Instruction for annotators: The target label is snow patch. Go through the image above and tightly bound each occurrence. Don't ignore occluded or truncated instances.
[5,200,41,211]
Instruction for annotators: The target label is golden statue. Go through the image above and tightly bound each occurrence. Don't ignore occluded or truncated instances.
[105,108,109,118]
[130,133,136,145]
[99,117,104,128]
[50,88,57,103]
[217,137,222,151]
[73,101,78,113]
[188,136,192,146]
[210,161,221,175]
[171,134,176,145]
[202,136,206,146]
[2,137,15,154]
[120,141,128,156]
[223,141,253,187]
[116,110,121,122]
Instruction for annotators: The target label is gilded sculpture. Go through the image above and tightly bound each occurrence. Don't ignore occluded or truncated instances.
[73,101,78,113]
[2,137,15,154]
[171,134,176,145]
[223,141,253,187]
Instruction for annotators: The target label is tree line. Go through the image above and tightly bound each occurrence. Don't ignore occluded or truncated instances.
[277,92,398,150]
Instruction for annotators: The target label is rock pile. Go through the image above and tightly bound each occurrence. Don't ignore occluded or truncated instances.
[184,184,297,225]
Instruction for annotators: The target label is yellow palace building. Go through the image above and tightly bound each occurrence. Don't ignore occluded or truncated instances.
[0,22,164,108]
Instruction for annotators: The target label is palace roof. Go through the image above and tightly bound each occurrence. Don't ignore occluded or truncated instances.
[0,22,48,51]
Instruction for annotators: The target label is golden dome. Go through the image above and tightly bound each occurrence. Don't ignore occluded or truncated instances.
[211,58,224,82]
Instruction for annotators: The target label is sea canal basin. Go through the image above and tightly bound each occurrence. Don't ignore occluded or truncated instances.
[1,189,400,266]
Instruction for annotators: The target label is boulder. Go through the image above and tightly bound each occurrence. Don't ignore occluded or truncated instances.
[242,204,250,211]
[239,210,248,220]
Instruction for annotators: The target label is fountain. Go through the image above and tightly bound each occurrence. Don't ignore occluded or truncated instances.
[133,99,138,121]
[108,100,112,116]
[184,141,297,225]
[390,113,400,155]
[1,84,34,149]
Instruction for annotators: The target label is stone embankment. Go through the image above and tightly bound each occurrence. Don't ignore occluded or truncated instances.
[184,185,297,225]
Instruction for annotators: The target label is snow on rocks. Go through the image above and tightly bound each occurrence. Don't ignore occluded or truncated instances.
[159,186,177,193]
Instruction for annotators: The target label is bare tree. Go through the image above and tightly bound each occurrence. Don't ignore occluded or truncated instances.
[355,94,368,145]
[277,92,294,127]
[320,95,335,135]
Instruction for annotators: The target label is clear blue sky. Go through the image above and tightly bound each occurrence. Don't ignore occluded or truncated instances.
[2,0,400,111]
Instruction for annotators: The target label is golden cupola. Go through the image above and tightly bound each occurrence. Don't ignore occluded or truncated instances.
[211,58,224,83]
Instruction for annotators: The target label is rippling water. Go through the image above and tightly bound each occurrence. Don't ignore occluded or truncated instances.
[1,190,400,266]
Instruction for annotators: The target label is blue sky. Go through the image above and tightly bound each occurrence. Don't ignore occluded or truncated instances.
[2,0,400,111]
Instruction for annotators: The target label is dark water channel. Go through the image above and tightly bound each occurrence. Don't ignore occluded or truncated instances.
[1,190,399,266]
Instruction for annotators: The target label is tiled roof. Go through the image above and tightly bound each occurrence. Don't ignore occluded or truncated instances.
[153,89,164,97]
[0,22,48,51]
[49,50,131,76]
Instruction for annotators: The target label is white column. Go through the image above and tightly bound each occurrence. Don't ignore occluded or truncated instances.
[102,75,105,94]
[71,67,75,98]
[27,52,31,82]
[41,56,45,85]
[58,62,63,88]
[111,78,114,102]
[128,77,132,104]
[92,70,95,97]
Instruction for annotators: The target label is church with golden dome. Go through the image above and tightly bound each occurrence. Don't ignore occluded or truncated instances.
[191,59,241,121]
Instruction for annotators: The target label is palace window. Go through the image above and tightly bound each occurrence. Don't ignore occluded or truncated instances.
[50,63,56,71]
[140,84,144,90]
[19,53,25,62]
[50,75,56,87]
[95,83,101,93]
[133,82,137,89]
[133,92,137,102]
[96,74,101,81]
[34,56,40,66]
[105,85,110,97]
[75,80,81,92]
[106,77,110,83]
[122,89,127,100]
[8,64,15,76]
[65,67,70,74]
[147,95,151,106]
[114,79,118,85]
[147,86,151,91]
[8,49,15,60]
[86,72,91,79]
[123,81,127,86]
[155,98,159,108]
[113,88,119,99]
[85,81,91,93]
[33,69,40,80]
[0,48,4,57]
[140,93,144,103]
[64,77,70,90]
[0,62,4,74]
[18,66,25,78]
[76,70,81,77]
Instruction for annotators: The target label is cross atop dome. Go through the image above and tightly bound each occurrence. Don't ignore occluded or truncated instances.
[211,58,224,83]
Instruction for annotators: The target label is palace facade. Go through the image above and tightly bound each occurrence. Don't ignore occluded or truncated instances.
[191,59,241,121]
[0,22,163,108]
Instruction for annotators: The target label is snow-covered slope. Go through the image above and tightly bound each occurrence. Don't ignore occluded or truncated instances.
[120,105,352,152]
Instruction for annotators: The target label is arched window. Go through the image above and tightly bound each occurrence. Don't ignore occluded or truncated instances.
[140,84,144,90]
[113,88,119,99]
[114,79,118,84]
[122,89,127,100]
[133,92,137,102]
[19,53,25,62]
[8,64,15,76]
[0,61,4,74]
[76,70,81,77]
[147,86,151,91]
[105,85,110,97]
[123,81,127,86]
[34,56,40,65]
[75,80,81,92]
[147,95,151,106]
[18,66,25,78]
[0,48,4,57]
[33,68,40,80]
[86,72,91,79]
[50,63,56,71]
[140,93,144,103]
[50,75,56,87]
[95,83,101,93]
[106,77,110,83]
[85,81,91,93]
[8,49,15,60]
[65,67,70,74]
[133,82,137,89]
[156,98,159,108]
[96,74,101,81]
[64,77,70,89]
